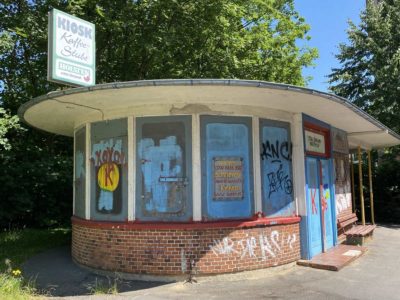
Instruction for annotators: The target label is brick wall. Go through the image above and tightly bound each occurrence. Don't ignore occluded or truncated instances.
[72,218,300,276]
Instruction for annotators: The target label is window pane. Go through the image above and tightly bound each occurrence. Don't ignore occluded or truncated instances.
[136,116,192,221]
[90,118,128,221]
[201,116,253,220]
[260,120,295,217]
[74,126,86,218]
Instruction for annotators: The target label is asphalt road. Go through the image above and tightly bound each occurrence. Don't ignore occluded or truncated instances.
[23,224,400,299]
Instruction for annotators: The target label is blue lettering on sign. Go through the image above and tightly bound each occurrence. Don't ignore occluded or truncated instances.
[139,136,183,213]
[261,126,295,217]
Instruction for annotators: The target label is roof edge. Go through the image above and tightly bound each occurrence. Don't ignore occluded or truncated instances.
[18,79,400,143]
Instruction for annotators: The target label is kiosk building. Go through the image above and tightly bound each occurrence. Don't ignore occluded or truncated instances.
[19,79,400,279]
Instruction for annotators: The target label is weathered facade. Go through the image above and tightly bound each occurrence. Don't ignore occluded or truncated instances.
[19,79,400,279]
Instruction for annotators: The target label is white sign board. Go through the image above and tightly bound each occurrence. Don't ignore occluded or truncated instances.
[305,130,326,154]
[48,9,95,86]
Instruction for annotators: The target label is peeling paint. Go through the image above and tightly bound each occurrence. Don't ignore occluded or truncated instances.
[139,136,185,213]
[169,104,212,114]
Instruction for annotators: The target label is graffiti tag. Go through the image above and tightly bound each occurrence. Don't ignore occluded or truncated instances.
[267,163,293,197]
[209,230,297,261]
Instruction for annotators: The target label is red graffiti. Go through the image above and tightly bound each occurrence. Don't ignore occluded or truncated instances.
[104,163,115,186]
[93,146,125,166]
[311,189,317,214]
[321,195,328,212]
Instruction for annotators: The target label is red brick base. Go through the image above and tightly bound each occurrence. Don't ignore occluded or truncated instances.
[72,217,301,276]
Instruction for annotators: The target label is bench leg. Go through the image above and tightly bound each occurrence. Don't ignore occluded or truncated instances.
[346,236,365,246]
[346,233,374,246]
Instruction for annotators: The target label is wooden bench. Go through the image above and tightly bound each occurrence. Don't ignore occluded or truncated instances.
[337,213,376,245]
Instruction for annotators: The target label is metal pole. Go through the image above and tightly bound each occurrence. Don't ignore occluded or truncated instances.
[350,153,356,213]
[358,146,366,225]
[368,150,375,225]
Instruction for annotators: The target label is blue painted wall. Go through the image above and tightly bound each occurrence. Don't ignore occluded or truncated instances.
[300,114,337,259]
[201,116,253,220]
[305,157,323,258]
[260,119,295,217]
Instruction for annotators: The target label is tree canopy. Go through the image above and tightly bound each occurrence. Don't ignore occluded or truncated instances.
[329,0,400,223]
[328,0,400,134]
[0,0,317,228]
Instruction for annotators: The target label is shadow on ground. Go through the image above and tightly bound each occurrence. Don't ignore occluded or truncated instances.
[22,246,168,297]
[22,224,400,299]
[378,223,400,229]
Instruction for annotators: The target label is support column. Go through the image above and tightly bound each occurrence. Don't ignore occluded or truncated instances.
[350,153,356,213]
[192,114,202,221]
[368,150,375,225]
[85,123,91,220]
[128,116,135,221]
[252,116,262,213]
[73,129,76,215]
[292,113,306,217]
[358,146,365,225]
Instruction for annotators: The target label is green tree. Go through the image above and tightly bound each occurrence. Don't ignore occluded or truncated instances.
[329,0,400,223]
[0,108,20,151]
[328,0,400,134]
[0,0,317,228]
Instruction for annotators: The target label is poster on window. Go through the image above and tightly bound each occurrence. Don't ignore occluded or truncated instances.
[213,157,244,200]
[260,121,295,217]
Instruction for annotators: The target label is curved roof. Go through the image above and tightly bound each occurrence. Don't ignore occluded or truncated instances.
[18,79,400,149]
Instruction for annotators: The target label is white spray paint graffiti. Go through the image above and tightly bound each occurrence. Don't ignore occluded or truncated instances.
[210,237,238,255]
[181,249,187,273]
[334,154,352,215]
[239,235,258,259]
[336,190,352,215]
[209,230,297,261]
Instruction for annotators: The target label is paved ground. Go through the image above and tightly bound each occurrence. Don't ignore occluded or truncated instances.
[23,224,400,299]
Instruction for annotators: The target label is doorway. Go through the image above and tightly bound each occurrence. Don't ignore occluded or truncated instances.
[302,120,337,259]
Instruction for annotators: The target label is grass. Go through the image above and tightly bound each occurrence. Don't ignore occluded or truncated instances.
[86,277,119,295]
[0,228,71,299]
[0,272,38,300]
[0,228,71,272]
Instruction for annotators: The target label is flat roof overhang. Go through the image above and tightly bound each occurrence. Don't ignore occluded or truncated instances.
[18,79,400,150]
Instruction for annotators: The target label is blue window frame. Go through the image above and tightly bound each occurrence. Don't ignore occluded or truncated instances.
[201,116,253,220]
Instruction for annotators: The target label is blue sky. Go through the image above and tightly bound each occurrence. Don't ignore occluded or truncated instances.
[294,1,365,92]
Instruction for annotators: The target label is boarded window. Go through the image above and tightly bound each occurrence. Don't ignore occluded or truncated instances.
[136,116,192,221]
[90,118,128,221]
[74,126,86,218]
[260,119,295,217]
[201,116,253,220]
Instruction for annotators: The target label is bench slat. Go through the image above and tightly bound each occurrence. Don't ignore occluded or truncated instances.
[338,217,358,228]
[345,225,375,237]
[338,213,358,227]
[346,225,364,236]
[338,213,357,224]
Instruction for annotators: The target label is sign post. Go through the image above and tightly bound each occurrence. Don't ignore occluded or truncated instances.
[48,8,95,86]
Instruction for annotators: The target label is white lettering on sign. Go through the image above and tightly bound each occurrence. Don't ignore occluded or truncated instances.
[305,130,326,154]
[48,9,95,86]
